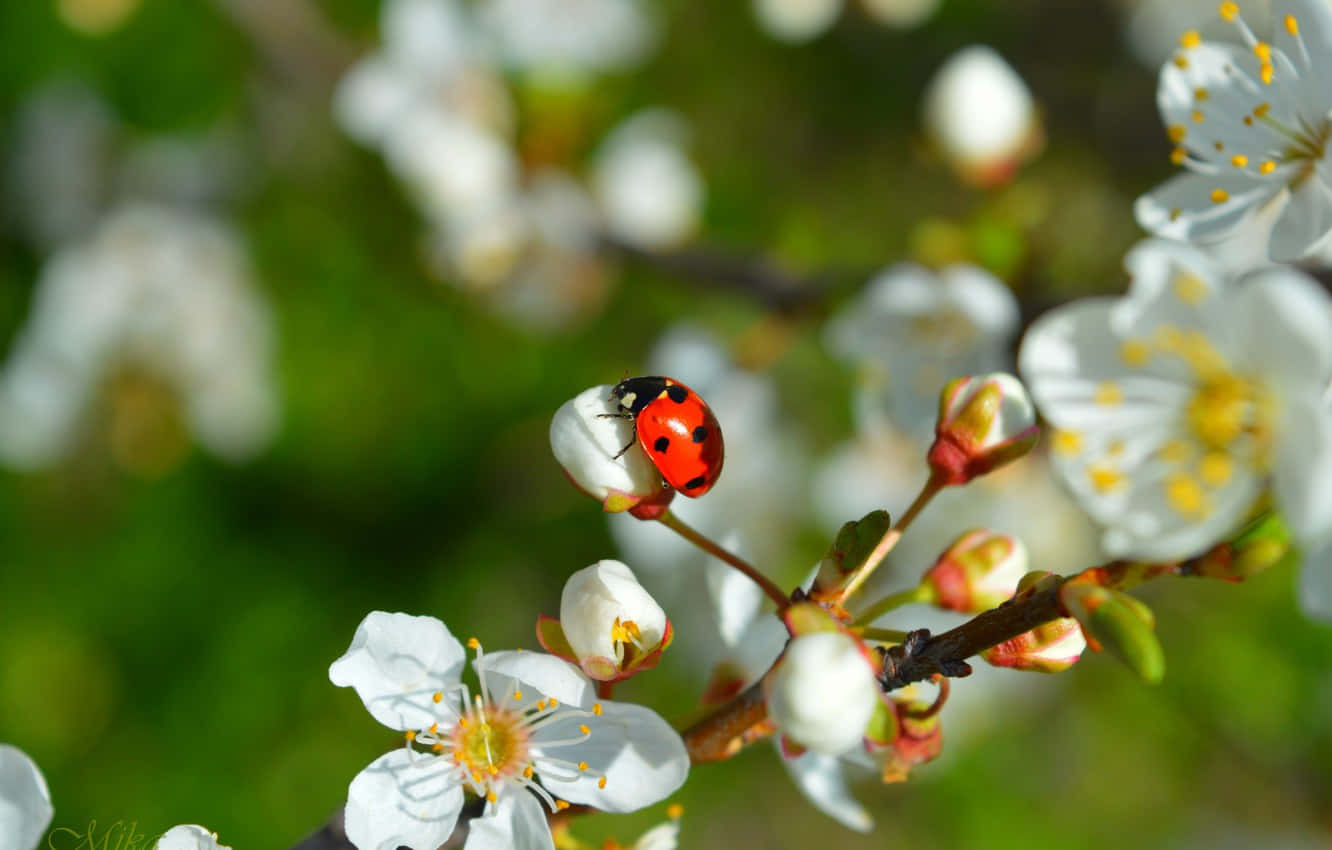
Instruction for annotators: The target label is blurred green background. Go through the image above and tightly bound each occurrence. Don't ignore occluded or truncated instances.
[1,0,1330,848]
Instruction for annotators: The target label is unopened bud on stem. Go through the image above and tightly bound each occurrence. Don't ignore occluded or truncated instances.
[927,373,1038,486]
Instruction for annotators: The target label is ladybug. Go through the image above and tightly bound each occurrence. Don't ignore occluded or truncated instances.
[605,376,725,497]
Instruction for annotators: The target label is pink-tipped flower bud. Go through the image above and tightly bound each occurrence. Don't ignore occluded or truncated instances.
[537,559,672,682]
[920,528,1027,613]
[927,372,1038,486]
[981,617,1085,673]
[550,385,675,517]
[766,631,881,756]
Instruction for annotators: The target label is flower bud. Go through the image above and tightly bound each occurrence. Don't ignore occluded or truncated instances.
[920,529,1027,613]
[766,631,880,756]
[538,560,672,682]
[927,372,1038,486]
[981,617,1085,673]
[1059,580,1164,683]
[874,687,944,783]
[922,45,1042,188]
[550,385,675,516]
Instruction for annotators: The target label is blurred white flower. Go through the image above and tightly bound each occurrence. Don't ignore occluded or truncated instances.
[155,825,231,850]
[330,612,689,850]
[0,745,53,850]
[476,0,656,75]
[1122,0,1270,70]
[0,203,279,469]
[824,262,1019,440]
[1134,0,1332,262]
[753,0,842,43]
[594,110,704,249]
[922,45,1042,187]
[927,372,1039,485]
[766,631,880,756]
[861,0,940,29]
[384,109,519,226]
[1019,238,1332,562]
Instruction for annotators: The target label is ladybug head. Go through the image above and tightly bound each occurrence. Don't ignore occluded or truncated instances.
[609,375,669,415]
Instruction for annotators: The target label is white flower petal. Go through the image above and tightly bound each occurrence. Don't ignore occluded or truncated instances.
[940,265,1020,339]
[560,560,667,666]
[1274,393,1332,546]
[631,821,680,850]
[333,56,418,147]
[0,745,53,850]
[477,651,596,708]
[463,791,554,850]
[1275,0,1332,118]
[922,45,1036,169]
[344,749,464,850]
[532,701,689,812]
[549,385,666,506]
[1115,238,1229,337]
[779,750,873,833]
[1268,172,1332,261]
[1225,268,1332,391]
[1135,171,1280,244]
[1298,541,1332,620]
[765,632,879,756]
[752,0,842,42]
[329,612,466,732]
[154,825,232,850]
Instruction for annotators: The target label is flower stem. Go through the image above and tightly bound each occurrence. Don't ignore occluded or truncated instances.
[656,510,789,610]
[859,626,911,643]
[853,585,932,627]
[837,474,944,605]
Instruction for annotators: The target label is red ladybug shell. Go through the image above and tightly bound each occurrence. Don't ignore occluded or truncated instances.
[610,376,724,497]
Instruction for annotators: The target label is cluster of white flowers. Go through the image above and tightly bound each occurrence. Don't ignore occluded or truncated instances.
[752,0,942,43]
[335,0,703,330]
[0,203,279,471]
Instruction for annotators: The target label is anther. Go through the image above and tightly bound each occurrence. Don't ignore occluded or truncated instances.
[1218,2,1238,21]
[1285,15,1299,35]
[1260,160,1276,174]
[1192,110,1205,123]
[513,691,523,700]
[1180,30,1201,48]
[1194,87,1209,101]
[487,791,497,803]
[1254,102,1271,117]
[1168,124,1186,143]
[578,761,589,771]
[1252,42,1271,61]
[467,637,480,650]
[1261,63,1274,84]
[556,800,571,811]
[598,777,608,789]
[667,804,683,819]
[1210,188,1229,203]
[1230,154,1248,167]
[405,730,416,741]
[432,692,443,704]
[524,766,534,778]
[579,724,590,735]
[432,742,445,753]
[429,723,439,734]
[549,698,559,707]
[592,703,603,716]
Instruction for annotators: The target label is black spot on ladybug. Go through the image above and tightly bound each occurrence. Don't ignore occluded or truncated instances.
[653,436,670,454]
[691,425,709,443]
[684,475,706,491]
[666,385,688,403]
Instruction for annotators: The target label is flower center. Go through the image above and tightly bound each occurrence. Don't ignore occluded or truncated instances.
[1186,373,1264,451]
[452,703,530,782]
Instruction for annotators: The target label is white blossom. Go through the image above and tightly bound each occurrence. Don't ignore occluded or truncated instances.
[1135,0,1332,262]
[752,0,842,43]
[922,46,1040,186]
[475,0,656,75]
[1019,237,1332,562]
[155,825,232,850]
[0,203,278,469]
[593,110,704,249]
[765,632,880,756]
[559,560,669,680]
[0,745,53,850]
[824,263,1019,439]
[330,612,689,850]
[862,0,941,28]
[550,385,672,512]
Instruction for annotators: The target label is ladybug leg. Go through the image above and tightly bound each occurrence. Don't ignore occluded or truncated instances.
[612,439,636,460]
[595,412,634,420]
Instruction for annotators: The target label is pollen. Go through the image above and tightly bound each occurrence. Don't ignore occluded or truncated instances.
[1167,124,1187,143]
[1285,15,1299,35]
[1180,30,1202,48]
[467,637,480,649]
[1094,381,1123,406]
[1088,464,1124,493]
[1243,115,1254,126]
[405,730,416,741]
[1218,2,1238,21]
[1171,147,1188,165]
[433,742,445,753]
[1173,273,1209,304]
[578,761,589,771]
[599,777,608,789]
[1170,208,1182,221]
[667,804,684,819]
[593,703,603,716]
[1192,110,1205,123]
[1210,188,1229,203]
[1174,54,1190,69]
[433,692,443,704]
[1053,429,1083,455]
[524,766,534,778]
[1159,439,1193,464]
[1254,102,1271,118]
[1199,452,1234,487]
[556,800,571,811]
[512,691,523,700]
[1230,154,1248,168]
[1194,87,1209,101]
[1261,62,1274,84]
[579,724,590,735]
[486,791,497,803]
[1252,42,1271,61]
[1166,474,1208,517]
[1260,160,1276,174]
[429,723,438,734]
[1120,339,1151,366]
[1213,141,1225,152]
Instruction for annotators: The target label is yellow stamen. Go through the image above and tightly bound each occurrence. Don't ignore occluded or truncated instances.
[1210,188,1229,203]
[1192,110,1205,123]
[467,637,480,649]
[578,761,588,771]
[1171,147,1188,165]
[1053,429,1083,455]
[433,742,445,753]
[1167,124,1187,143]
[593,703,603,716]
[1213,141,1225,152]
[1088,464,1124,493]
[405,730,416,741]
[556,800,571,811]
[1120,340,1151,366]
[1094,381,1123,406]
[1285,15,1299,36]
[524,766,534,778]
[1254,102,1271,118]
[1230,154,1248,168]
[1243,115,1254,126]
[512,690,523,700]
[599,777,609,789]
[429,723,438,734]
[486,791,497,803]
[579,724,590,735]
[1253,42,1271,61]
[1160,439,1193,464]
[1174,54,1190,69]
[1166,474,1208,517]
[1180,30,1202,48]
[1261,62,1274,84]
[433,692,443,704]
[1170,208,1182,221]
[549,698,559,707]
[1200,452,1233,488]
[1194,87,1209,101]
[1219,2,1238,21]
[1174,273,1209,304]
[1260,160,1276,174]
